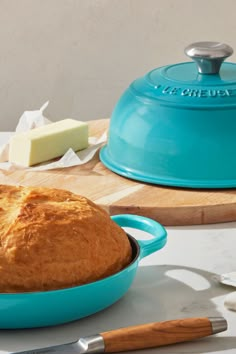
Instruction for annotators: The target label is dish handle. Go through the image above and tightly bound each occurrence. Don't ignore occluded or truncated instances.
[111,214,167,259]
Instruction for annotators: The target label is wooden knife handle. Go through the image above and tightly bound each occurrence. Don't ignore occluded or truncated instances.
[101,317,217,352]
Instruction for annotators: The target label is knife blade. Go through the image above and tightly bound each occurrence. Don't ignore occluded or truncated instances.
[12,316,227,354]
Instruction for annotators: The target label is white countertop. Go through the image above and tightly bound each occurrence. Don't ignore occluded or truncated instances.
[0,133,235,353]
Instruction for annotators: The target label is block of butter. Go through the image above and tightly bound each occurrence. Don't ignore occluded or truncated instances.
[9,119,89,167]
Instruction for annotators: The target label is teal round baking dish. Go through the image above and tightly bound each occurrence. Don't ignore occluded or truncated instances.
[0,214,167,329]
[100,42,236,188]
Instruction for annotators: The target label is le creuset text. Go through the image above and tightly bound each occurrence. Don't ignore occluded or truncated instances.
[156,85,235,98]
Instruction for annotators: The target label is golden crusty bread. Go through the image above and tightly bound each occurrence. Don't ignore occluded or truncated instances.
[0,184,132,293]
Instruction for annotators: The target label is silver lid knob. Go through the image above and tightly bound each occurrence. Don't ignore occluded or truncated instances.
[185,41,233,75]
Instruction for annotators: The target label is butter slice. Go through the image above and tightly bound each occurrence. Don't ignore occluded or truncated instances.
[9,119,89,167]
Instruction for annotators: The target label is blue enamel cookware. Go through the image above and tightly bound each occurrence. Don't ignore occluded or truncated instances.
[0,214,167,329]
[100,42,236,188]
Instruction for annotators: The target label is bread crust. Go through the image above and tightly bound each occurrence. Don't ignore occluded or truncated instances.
[0,185,132,292]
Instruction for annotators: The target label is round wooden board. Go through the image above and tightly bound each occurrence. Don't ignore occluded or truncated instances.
[1,119,236,226]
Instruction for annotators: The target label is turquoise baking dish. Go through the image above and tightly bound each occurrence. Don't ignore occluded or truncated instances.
[0,214,167,329]
[100,41,236,188]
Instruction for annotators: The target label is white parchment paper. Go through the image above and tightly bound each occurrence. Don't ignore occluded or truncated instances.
[0,102,107,171]
[218,271,236,288]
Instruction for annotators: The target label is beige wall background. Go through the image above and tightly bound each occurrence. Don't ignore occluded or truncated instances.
[1,0,236,130]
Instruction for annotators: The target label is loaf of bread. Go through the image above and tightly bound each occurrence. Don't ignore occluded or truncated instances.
[0,185,132,293]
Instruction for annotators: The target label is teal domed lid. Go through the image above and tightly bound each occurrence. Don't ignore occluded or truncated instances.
[131,42,236,107]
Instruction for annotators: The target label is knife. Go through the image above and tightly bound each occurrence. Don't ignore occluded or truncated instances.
[13,317,227,354]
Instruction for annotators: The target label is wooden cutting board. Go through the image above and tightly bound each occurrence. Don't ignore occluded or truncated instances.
[0,118,236,226]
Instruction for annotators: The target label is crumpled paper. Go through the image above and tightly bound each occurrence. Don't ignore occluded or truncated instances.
[214,271,236,311]
[217,271,236,288]
[0,102,107,171]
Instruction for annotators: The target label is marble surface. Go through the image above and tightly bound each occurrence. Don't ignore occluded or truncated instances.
[0,133,236,353]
